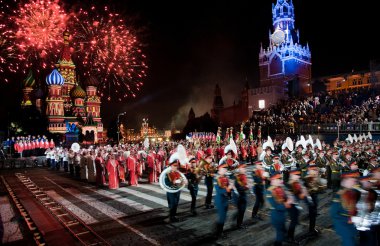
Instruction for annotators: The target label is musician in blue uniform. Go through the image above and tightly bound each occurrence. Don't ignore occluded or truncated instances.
[251,161,267,220]
[214,163,233,239]
[330,171,360,246]
[269,155,282,176]
[202,152,216,209]
[304,164,325,236]
[267,171,292,246]
[233,163,249,229]
[286,169,304,244]
[358,174,378,246]
[185,157,200,216]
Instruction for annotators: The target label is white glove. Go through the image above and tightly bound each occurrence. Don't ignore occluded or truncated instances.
[363,169,369,176]
[175,179,181,184]
[351,216,361,224]
[320,168,326,173]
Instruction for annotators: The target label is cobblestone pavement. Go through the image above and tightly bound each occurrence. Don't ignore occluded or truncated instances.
[1,167,342,245]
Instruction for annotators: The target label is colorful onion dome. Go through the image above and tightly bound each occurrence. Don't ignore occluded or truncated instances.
[85,76,100,87]
[23,70,36,88]
[46,69,64,86]
[34,88,44,99]
[71,84,86,98]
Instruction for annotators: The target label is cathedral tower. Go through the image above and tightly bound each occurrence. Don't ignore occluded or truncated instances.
[84,76,103,142]
[46,69,65,133]
[211,84,224,122]
[21,70,35,107]
[259,0,311,95]
[56,30,76,115]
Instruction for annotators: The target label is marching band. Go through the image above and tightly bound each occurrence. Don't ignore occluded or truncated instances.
[6,130,380,245]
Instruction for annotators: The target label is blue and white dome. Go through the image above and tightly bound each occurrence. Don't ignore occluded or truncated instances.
[46,69,65,86]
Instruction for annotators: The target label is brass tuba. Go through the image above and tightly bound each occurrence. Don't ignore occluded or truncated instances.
[351,187,372,231]
[159,167,187,193]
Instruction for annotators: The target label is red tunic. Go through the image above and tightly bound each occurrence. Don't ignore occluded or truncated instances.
[147,153,158,183]
[241,146,248,160]
[95,157,106,186]
[127,156,138,186]
[106,159,120,189]
[117,156,126,182]
[217,176,230,190]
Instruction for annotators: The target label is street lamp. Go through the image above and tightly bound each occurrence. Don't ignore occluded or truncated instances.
[142,118,148,138]
[317,125,321,138]
[117,112,126,144]
[337,119,341,141]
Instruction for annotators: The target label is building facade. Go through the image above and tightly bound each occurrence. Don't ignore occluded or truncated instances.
[320,68,380,93]
[21,31,104,143]
[211,0,312,126]
[250,0,312,110]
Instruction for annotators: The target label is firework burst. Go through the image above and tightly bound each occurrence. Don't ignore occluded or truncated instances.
[13,0,68,76]
[69,6,147,101]
[0,0,18,81]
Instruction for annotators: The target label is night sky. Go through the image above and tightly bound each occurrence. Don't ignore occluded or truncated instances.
[1,0,380,133]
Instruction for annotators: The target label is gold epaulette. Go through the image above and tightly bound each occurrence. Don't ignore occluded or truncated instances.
[339,213,350,217]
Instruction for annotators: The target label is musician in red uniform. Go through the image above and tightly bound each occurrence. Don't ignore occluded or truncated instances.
[49,139,55,149]
[106,153,120,189]
[147,150,158,183]
[127,152,138,186]
[234,163,249,229]
[165,153,187,223]
[95,152,106,187]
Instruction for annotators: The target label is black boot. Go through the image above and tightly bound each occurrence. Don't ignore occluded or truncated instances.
[169,208,179,223]
[191,208,197,216]
[237,214,246,229]
[205,204,214,209]
[214,223,226,239]
[287,230,299,245]
[273,241,282,246]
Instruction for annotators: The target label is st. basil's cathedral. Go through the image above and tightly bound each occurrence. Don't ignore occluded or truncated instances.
[20,30,104,143]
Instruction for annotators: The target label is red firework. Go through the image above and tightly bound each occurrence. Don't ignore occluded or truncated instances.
[13,0,68,75]
[0,0,18,81]
[69,6,147,101]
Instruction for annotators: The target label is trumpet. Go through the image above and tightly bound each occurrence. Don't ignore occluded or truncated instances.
[198,158,217,177]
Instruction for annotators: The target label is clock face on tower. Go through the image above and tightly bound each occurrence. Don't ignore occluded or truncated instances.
[271,29,285,46]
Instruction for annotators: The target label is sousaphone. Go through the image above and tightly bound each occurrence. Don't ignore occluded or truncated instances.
[71,142,80,153]
[159,145,188,193]
[315,138,322,150]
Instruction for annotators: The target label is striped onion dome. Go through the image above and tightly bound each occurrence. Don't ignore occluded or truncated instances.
[85,76,100,87]
[71,84,86,98]
[23,70,36,88]
[46,69,64,86]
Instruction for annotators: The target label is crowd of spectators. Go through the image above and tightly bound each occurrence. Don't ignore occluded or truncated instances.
[250,88,380,135]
